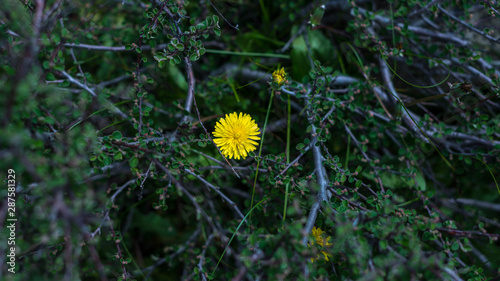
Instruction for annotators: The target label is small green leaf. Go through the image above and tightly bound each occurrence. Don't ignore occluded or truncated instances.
[337,205,347,213]
[114,153,123,160]
[196,22,206,30]
[129,157,139,168]
[112,131,122,140]
[464,157,472,165]
[189,53,199,61]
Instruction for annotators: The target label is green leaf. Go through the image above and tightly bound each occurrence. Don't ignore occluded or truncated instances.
[167,64,188,91]
[337,205,347,213]
[415,171,426,191]
[196,22,206,30]
[112,131,122,140]
[129,157,139,168]
[190,53,199,61]
[114,153,123,160]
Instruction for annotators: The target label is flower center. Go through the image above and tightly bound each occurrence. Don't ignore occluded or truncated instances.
[233,132,242,143]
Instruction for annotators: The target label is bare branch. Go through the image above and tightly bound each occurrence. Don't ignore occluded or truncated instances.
[184,169,246,220]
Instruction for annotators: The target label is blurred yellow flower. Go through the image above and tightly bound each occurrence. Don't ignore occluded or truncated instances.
[309,226,332,263]
[212,112,261,160]
[272,67,287,86]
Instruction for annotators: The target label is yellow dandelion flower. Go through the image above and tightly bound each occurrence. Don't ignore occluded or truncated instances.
[212,112,261,160]
[312,226,332,247]
[272,67,287,86]
[320,250,330,261]
[308,226,333,263]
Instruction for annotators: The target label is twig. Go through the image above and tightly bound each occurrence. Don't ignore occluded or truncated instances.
[453,198,500,212]
[198,165,267,173]
[275,140,312,179]
[59,70,128,119]
[320,142,376,198]
[60,70,96,96]
[357,6,469,47]
[281,24,306,53]
[301,201,321,245]
[231,249,265,281]
[107,215,128,279]
[483,0,500,17]
[69,49,87,85]
[184,169,246,220]
[444,267,464,281]
[205,0,239,30]
[197,234,214,281]
[438,5,500,45]
[408,0,442,18]
[136,228,201,276]
[90,179,136,240]
[378,57,428,142]
[154,159,224,237]
[63,43,132,51]
[312,129,329,203]
[301,123,332,245]
[437,227,500,239]
[344,124,385,193]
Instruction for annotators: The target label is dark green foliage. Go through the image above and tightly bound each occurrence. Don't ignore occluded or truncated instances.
[1,0,499,280]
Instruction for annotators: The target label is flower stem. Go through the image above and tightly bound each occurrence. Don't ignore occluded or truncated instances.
[250,90,274,223]
[282,95,291,229]
[211,196,270,278]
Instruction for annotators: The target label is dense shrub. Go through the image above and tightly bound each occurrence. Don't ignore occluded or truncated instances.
[1,0,499,280]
